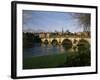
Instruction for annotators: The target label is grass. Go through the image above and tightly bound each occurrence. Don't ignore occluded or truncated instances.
[23,49,90,69]
[23,53,67,69]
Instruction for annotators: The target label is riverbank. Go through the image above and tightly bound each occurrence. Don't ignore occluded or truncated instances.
[23,53,67,69]
[23,49,90,69]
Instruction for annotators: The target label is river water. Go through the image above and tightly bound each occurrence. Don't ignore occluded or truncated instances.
[23,43,74,58]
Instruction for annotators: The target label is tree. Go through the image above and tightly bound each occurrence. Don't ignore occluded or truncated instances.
[66,30,71,35]
[66,30,70,33]
[71,13,91,32]
[23,32,34,48]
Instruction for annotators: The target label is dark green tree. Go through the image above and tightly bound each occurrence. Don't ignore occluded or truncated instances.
[23,32,34,48]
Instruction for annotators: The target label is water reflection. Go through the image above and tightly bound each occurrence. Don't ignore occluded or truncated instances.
[23,40,91,68]
[23,42,90,58]
[23,43,69,58]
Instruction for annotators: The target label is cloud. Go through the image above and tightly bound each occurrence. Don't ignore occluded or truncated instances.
[23,10,34,25]
[22,10,84,33]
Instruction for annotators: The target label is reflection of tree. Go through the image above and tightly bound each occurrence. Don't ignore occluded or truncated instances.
[71,13,91,32]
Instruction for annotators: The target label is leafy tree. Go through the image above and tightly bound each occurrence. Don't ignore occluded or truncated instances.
[71,13,91,32]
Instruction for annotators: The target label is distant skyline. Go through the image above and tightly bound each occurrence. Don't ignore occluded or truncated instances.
[23,10,88,33]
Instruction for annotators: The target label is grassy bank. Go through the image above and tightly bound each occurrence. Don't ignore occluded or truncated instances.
[23,49,90,69]
[23,53,67,69]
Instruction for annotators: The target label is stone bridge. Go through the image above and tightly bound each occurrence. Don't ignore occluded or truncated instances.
[41,37,90,46]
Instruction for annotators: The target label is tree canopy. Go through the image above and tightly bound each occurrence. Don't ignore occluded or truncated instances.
[71,13,91,32]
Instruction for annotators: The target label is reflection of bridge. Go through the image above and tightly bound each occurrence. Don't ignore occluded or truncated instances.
[41,37,90,46]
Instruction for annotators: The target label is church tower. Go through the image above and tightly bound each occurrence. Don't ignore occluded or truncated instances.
[62,27,64,34]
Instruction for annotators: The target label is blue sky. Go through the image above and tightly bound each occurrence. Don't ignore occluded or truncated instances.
[23,10,84,33]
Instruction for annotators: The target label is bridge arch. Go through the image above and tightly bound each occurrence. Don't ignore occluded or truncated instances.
[77,39,90,50]
[51,39,59,45]
[62,39,72,44]
[62,39,72,49]
[78,39,90,45]
[41,37,90,47]
[44,39,49,44]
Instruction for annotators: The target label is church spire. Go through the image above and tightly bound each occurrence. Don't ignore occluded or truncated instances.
[62,27,64,34]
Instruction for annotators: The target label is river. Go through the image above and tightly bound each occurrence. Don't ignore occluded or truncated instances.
[23,43,75,58]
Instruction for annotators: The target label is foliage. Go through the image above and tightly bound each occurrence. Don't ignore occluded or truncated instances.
[71,13,91,32]
[23,32,42,48]
[77,39,90,49]
[64,49,90,67]
[23,33,34,48]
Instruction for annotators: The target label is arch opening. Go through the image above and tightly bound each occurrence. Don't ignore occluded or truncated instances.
[44,39,49,45]
[51,39,58,46]
[62,39,72,50]
[77,39,90,50]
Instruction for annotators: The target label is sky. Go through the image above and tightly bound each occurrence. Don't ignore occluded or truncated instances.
[23,10,85,33]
